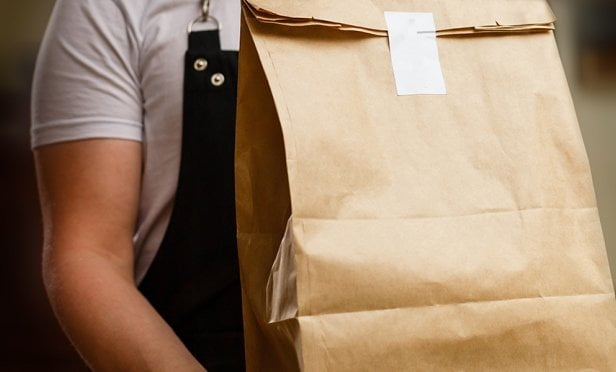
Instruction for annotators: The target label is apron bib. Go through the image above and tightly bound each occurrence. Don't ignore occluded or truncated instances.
[138,27,245,371]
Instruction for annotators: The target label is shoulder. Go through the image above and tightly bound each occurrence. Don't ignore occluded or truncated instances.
[30,0,165,149]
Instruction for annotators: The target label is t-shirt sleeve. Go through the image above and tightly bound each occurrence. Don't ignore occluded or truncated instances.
[31,0,143,149]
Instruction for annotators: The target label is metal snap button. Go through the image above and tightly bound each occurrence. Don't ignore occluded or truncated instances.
[193,58,208,71]
[211,73,225,87]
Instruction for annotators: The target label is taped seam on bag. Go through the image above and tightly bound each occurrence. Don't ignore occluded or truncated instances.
[384,12,446,95]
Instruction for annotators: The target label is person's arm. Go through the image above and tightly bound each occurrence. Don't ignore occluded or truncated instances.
[35,139,204,371]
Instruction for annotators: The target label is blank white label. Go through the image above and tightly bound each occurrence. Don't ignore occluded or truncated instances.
[384,12,447,96]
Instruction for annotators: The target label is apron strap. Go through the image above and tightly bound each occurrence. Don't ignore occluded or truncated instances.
[138,20,243,371]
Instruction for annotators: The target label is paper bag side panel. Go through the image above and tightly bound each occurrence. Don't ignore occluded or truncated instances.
[236,13,299,372]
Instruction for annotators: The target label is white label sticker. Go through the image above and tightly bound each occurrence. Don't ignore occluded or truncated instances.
[384,12,446,96]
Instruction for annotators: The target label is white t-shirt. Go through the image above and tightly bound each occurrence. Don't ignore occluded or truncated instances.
[31,0,241,283]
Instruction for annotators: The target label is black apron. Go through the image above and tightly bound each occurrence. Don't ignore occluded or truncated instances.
[138,28,245,371]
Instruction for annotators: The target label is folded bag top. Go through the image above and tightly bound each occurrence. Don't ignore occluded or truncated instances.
[243,0,556,36]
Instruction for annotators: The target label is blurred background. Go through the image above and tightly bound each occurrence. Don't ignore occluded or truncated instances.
[0,0,614,370]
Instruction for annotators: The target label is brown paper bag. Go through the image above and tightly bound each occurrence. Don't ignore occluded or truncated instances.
[235,0,616,370]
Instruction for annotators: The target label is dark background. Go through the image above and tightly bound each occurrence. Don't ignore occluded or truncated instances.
[0,0,614,370]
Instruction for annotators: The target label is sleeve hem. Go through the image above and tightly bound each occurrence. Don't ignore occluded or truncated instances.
[31,118,144,149]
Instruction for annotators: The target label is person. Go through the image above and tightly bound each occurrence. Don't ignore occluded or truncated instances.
[31,0,245,370]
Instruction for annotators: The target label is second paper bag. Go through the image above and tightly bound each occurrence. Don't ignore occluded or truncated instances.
[235,0,616,370]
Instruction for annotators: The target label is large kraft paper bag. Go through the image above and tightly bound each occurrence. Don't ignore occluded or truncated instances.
[234,0,616,370]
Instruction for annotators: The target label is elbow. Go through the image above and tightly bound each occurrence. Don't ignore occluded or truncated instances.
[41,242,66,308]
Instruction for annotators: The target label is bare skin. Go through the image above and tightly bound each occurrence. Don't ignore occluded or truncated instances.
[35,139,205,372]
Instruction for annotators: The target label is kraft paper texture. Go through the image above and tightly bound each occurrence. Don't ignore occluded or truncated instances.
[235,0,616,370]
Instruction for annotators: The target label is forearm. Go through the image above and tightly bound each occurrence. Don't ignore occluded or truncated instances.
[33,140,202,370]
[43,242,204,372]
